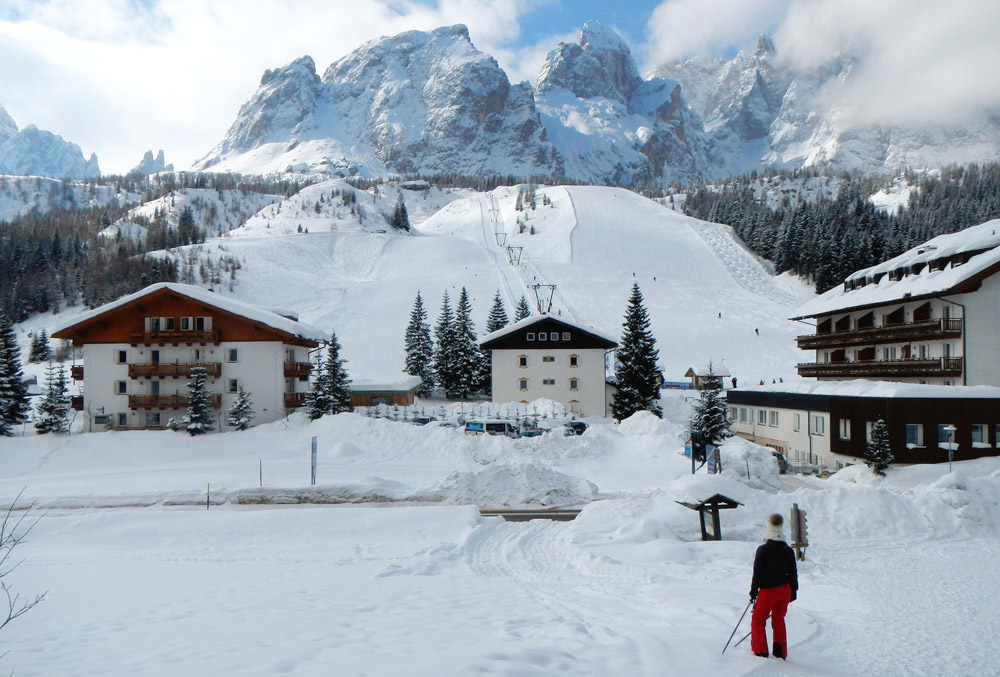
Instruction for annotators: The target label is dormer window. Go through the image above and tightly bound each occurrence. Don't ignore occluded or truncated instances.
[526,332,535,341]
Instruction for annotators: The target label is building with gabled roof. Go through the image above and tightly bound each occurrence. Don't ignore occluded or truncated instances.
[52,283,328,432]
[479,315,617,417]
[791,219,1000,386]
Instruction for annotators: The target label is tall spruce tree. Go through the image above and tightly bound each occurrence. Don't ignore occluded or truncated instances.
[306,332,352,420]
[865,417,893,476]
[34,363,71,435]
[0,313,31,435]
[433,292,460,398]
[29,329,52,363]
[485,290,509,334]
[453,287,484,398]
[480,290,509,395]
[610,284,662,421]
[404,292,434,397]
[226,386,256,431]
[689,364,731,446]
[183,364,216,435]
[390,194,410,232]
[514,295,532,322]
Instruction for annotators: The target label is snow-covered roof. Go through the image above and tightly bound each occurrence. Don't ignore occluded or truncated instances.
[349,376,423,393]
[685,362,731,377]
[792,219,1000,319]
[478,314,617,347]
[52,283,330,343]
[739,379,1000,400]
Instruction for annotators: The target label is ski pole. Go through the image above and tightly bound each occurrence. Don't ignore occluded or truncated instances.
[722,598,753,654]
[733,630,752,649]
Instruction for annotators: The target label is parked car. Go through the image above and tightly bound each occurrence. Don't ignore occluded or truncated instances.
[519,428,548,438]
[412,416,437,426]
[772,451,789,474]
[464,420,520,438]
[563,421,588,436]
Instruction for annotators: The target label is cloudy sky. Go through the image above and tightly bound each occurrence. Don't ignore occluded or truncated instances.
[1,0,997,173]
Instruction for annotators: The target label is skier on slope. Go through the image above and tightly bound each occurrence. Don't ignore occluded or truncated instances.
[749,513,798,659]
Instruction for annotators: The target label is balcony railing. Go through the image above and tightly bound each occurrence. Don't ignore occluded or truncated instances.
[71,365,84,381]
[284,362,312,379]
[128,362,222,379]
[284,392,307,409]
[128,394,222,409]
[797,318,962,350]
[129,330,220,345]
[796,357,964,378]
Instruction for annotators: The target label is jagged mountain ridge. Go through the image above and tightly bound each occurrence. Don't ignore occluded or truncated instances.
[197,22,1000,184]
[0,104,100,179]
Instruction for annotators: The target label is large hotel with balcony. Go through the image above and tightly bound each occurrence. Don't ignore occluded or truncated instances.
[52,283,327,432]
[728,220,1000,469]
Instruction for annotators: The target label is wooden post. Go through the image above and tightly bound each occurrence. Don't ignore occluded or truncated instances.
[206,483,210,510]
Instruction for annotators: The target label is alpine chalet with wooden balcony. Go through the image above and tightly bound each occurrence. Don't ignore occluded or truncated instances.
[791,220,1000,386]
[52,283,328,432]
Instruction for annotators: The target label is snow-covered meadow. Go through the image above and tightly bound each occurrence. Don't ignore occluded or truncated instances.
[3,396,1000,676]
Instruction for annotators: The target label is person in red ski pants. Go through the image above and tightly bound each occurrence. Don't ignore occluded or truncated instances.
[749,513,798,659]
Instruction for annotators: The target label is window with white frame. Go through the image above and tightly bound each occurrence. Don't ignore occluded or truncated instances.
[116,350,128,364]
[538,333,547,341]
[758,409,767,425]
[117,412,128,427]
[227,348,239,362]
[550,332,559,340]
[838,418,851,440]
[526,332,535,341]
[519,355,528,368]
[569,378,579,391]
[115,380,127,395]
[768,410,779,427]
[228,379,239,393]
[728,407,737,421]
[971,424,988,447]
[793,413,801,432]
[519,378,528,391]
[562,332,571,341]
[740,407,748,423]
[810,414,825,436]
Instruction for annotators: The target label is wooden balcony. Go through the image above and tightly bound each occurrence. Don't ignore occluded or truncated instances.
[284,392,307,409]
[70,396,84,411]
[129,330,219,346]
[71,365,84,381]
[796,357,964,379]
[284,361,312,379]
[797,318,962,350]
[128,362,222,379]
[128,394,222,409]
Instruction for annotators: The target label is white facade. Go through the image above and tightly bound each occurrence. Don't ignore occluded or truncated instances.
[727,403,833,467]
[490,346,608,416]
[78,341,312,432]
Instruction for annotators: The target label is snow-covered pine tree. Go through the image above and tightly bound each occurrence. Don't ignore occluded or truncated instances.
[404,291,434,397]
[29,329,52,363]
[453,287,484,398]
[390,194,410,232]
[226,386,256,431]
[865,417,893,476]
[0,313,31,435]
[485,290,509,334]
[514,295,532,322]
[689,364,731,446]
[183,364,216,435]
[433,292,460,398]
[34,363,70,434]
[480,290,508,396]
[306,332,352,420]
[610,284,662,421]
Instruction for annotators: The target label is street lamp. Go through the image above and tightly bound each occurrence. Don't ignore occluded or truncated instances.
[943,424,957,473]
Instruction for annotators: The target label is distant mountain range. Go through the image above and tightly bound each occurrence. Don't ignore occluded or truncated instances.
[195,22,1000,186]
[0,104,100,179]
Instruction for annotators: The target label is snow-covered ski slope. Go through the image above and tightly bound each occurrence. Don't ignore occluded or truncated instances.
[179,182,813,385]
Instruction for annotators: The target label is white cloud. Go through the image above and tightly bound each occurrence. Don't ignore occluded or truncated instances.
[774,0,1000,127]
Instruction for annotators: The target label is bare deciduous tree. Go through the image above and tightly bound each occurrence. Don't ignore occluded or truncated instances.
[1,491,46,646]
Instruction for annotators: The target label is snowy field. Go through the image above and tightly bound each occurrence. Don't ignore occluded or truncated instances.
[3,394,1000,676]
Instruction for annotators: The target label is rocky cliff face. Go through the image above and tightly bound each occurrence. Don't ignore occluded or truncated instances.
[196,26,561,178]
[129,150,174,176]
[196,23,1000,184]
[0,104,100,179]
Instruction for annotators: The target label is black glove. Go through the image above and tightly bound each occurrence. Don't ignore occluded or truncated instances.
[750,590,757,602]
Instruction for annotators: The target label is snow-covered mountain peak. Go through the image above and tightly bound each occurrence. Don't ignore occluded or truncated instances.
[0,103,17,143]
[535,20,641,104]
[129,150,173,176]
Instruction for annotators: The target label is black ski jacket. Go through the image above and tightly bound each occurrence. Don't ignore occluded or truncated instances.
[750,539,798,599]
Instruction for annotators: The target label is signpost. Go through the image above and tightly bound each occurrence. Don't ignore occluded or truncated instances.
[943,424,956,473]
[311,436,317,486]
